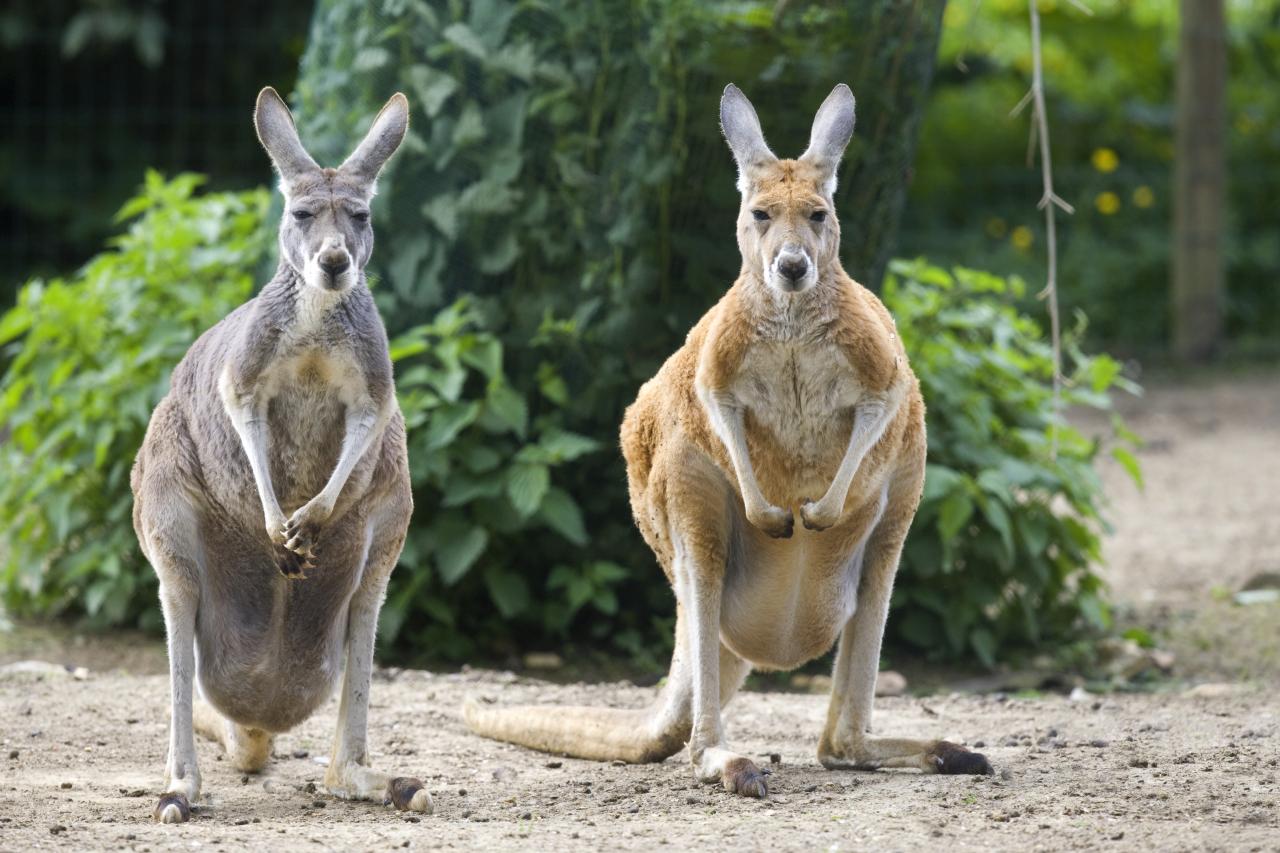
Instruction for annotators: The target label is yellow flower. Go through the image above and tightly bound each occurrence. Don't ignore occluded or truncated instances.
[1091,147,1119,173]
[1132,186,1155,208]
[1011,226,1034,250]
[985,217,1008,239]
[1095,192,1121,215]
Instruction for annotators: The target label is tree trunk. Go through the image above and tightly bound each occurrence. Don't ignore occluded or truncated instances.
[837,0,949,292]
[1172,0,1227,361]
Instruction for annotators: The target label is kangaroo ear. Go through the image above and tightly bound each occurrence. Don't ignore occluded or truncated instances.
[720,84,776,191]
[800,84,856,192]
[341,93,410,184]
[254,87,319,181]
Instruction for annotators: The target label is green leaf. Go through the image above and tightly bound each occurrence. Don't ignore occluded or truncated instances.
[1112,446,1143,489]
[536,487,587,545]
[969,628,997,668]
[937,491,974,541]
[507,463,549,517]
[484,566,529,617]
[486,383,528,437]
[433,517,489,585]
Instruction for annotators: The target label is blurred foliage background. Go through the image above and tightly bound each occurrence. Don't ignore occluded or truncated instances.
[2,0,1272,669]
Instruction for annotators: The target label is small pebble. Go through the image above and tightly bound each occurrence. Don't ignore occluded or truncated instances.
[60,782,72,789]
[545,761,562,769]
[1000,768,1013,781]
[49,825,67,835]
[293,749,309,759]
[312,799,326,808]
[8,750,18,760]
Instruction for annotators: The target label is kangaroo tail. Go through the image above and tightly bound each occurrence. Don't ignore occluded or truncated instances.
[462,689,689,764]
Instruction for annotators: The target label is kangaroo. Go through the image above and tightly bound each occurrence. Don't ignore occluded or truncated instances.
[130,87,432,823]
[465,84,992,797]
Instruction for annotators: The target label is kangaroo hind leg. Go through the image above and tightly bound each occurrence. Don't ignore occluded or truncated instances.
[193,700,273,773]
[817,469,992,775]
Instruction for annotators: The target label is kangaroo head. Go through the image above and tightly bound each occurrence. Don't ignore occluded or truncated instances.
[720,84,855,295]
[254,87,409,294]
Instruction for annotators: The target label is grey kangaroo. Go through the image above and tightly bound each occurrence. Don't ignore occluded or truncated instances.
[131,87,432,823]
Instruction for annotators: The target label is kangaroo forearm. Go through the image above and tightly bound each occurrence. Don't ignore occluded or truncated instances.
[315,403,385,509]
[816,397,894,511]
[696,386,770,509]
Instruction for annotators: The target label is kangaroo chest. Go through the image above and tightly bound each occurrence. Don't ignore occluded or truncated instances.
[263,344,368,510]
[731,340,862,487]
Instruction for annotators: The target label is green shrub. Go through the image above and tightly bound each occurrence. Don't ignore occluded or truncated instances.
[884,259,1140,665]
[0,173,272,626]
[381,299,610,660]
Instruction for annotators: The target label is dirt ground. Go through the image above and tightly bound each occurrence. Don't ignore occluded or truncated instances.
[2,372,1278,852]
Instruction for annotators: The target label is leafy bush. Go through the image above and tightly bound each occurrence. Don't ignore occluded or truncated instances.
[884,259,1140,665]
[0,173,272,626]
[380,300,613,660]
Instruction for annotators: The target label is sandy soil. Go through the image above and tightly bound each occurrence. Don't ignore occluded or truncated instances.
[2,372,1278,851]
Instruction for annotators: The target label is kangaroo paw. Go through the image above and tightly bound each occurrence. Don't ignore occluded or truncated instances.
[385,777,434,813]
[154,792,191,823]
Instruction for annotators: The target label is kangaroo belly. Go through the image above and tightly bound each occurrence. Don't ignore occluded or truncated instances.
[196,585,349,732]
[193,519,370,732]
[720,488,887,671]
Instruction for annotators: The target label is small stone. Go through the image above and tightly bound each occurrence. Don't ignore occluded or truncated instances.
[50,825,67,835]
[292,749,309,759]
[523,652,563,670]
[8,750,17,760]
[312,799,326,808]
[875,670,908,697]
[234,818,250,826]
[767,753,782,765]
[1184,682,1239,699]
[521,811,532,820]
[241,775,249,784]
[545,761,562,769]
[1110,831,1125,841]
[1068,686,1094,703]
[304,781,317,794]
[1000,768,1013,781]
[60,782,73,789]
[1089,740,1110,748]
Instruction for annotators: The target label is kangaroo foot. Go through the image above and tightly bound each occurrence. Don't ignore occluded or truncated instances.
[385,777,434,813]
[696,747,769,799]
[154,792,192,824]
[325,762,434,814]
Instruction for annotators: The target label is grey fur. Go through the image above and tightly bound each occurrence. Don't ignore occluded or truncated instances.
[720,84,777,187]
[800,84,857,186]
[132,88,432,821]
[341,92,411,183]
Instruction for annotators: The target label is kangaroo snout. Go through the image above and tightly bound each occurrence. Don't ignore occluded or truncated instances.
[316,247,352,289]
[773,248,812,291]
[318,249,350,278]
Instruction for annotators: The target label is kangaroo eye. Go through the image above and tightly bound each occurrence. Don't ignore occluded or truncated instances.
[751,209,770,222]
[810,210,827,223]
[352,211,370,224]
[291,210,313,221]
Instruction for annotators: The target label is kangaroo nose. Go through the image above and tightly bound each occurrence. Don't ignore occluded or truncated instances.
[319,250,350,278]
[778,255,808,282]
